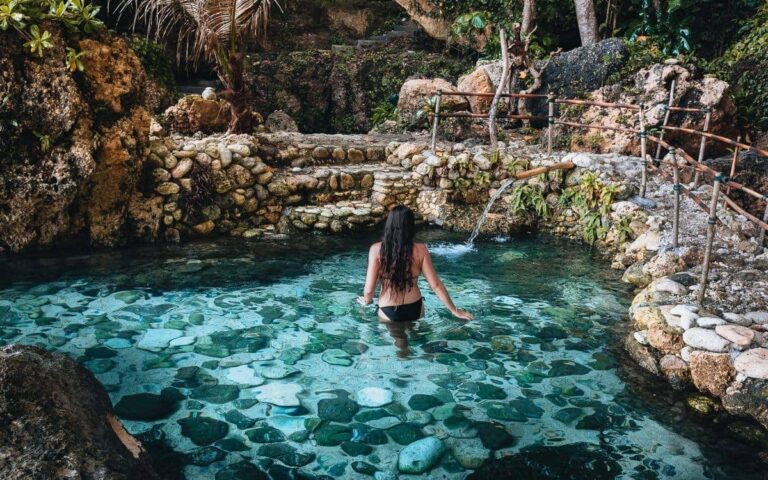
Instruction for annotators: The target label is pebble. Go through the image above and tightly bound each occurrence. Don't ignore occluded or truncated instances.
[734,348,768,379]
[356,387,394,408]
[715,325,755,349]
[745,312,768,325]
[655,279,687,295]
[254,383,303,407]
[696,317,726,328]
[137,329,183,352]
[671,304,699,315]
[724,312,752,326]
[397,437,445,474]
[682,328,732,353]
[633,330,649,346]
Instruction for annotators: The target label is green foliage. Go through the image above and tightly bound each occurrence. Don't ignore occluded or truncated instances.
[1,0,103,62]
[65,46,86,72]
[615,214,634,244]
[370,102,398,127]
[559,172,621,245]
[506,184,548,219]
[128,36,175,91]
[32,130,51,152]
[713,2,768,129]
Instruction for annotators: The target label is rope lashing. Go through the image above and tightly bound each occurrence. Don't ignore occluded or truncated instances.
[714,174,730,183]
[673,184,683,192]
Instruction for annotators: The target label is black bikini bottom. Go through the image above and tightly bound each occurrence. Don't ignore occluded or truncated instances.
[378,298,423,322]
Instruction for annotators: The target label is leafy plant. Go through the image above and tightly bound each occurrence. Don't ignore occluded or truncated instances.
[115,0,278,133]
[558,172,621,245]
[371,102,398,127]
[506,184,548,219]
[615,214,634,244]
[65,46,87,72]
[24,23,51,56]
[32,130,51,152]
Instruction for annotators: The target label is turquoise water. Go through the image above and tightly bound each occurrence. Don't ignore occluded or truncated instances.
[0,232,763,479]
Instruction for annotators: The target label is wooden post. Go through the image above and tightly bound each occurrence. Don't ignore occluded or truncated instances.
[698,177,722,306]
[723,135,741,210]
[672,153,680,249]
[655,78,676,161]
[639,104,648,198]
[760,199,768,247]
[693,108,711,188]
[547,92,555,156]
[430,89,442,153]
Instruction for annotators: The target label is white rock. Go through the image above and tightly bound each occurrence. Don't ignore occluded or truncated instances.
[565,152,595,168]
[671,304,698,316]
[715,325,755,349]
[169,336,195,346]
[201,87,217,100]
[356,387,394,408]
[254,383,303,407]
[679,311,698,330]
[137,329,183,352]
[745,311,768,325]
[627,231,661,253]
[682,328,731,353]
[226,365,265,386]
[724,312,751,326]
[734,348,768,379]
[398,437,445,474]
[634,330,649,345]
[654,278,687,295]
[680,346,693,363]
[696,316,727,328]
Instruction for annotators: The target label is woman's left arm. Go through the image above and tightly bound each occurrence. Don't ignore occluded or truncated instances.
[358,245,379,305]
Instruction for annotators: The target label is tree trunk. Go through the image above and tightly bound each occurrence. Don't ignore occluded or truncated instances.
[521,0,536,37]
[488,28,510,147]
[574,0,599,45]
[218,52,256,134]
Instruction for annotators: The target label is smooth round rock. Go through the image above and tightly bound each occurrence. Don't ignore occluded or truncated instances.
[735,348,768,379]
[356,387,394,407]
[397,436,445,474]
[715,325,755,348]
[254,383,302,407]
[682,328,731,353]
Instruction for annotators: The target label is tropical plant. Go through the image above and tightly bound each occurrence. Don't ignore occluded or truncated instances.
[370,102,398,127]
[506,184,548,219]
[115,0,279,133]
[65,46,87,71]
[1,0,103,57]
[628,0,693,54]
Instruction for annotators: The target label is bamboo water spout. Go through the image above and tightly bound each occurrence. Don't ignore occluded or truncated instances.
[466,161,575,246]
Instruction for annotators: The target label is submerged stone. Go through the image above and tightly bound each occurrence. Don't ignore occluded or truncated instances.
[254,383,302,407]
[137,329,183,352]
[397,437,445,474]
[191,384,240,404]
[321,349,353,366]
[356,387,394,408]
[114,392,178,421]
[215,460,266,480]
[315,423,353,446]
[258,443,315,467]
[318,395,359,422]
[245,426,286,443]
[224,410,256,429]
[548,360,591,377]
[475,421,515,450]
[387,423,425,445]
[185,446,227,466]
[178,415,229,446]
[216,438,250,452]
[408,394,443,411]
[341,441,373,456]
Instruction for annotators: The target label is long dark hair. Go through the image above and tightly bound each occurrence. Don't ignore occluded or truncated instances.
[379,205,416,294]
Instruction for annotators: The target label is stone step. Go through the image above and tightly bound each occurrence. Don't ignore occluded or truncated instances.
[287,201,386,233]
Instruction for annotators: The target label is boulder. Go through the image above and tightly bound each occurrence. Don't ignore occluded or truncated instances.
[397,79,468,124]
[266,110,299,133]
[689,350,735,397]
[722,377,768,430]
[398,437,445,474]
[0,344,159,479]
[164,95,231,134]
[624,333,659,375]
[734,348,768,379]
[660,354,691,389]
[457,67,494,113]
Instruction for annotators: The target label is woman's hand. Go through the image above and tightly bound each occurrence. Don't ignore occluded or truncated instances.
[357,296,372,306]
[452,308,474,320]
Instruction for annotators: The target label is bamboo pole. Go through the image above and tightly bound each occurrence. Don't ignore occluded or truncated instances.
[698,177,722,306]
[430,89,442,153]
[723,135,741,210]
[513,161,575,181]
[662,126,768,157]
[693,108,711,188]
[672,158,680,249]
[655,79,676,161]
[760,200,768,247]
[639,104,648,198]
[547,92,555,156]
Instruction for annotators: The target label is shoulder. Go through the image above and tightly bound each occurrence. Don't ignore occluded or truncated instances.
[414,242,429,256]
[369,242,382,254]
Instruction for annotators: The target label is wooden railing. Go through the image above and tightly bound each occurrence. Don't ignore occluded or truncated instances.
[428,87,768,305]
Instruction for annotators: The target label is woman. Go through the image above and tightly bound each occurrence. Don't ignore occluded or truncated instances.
[357,205,474,322]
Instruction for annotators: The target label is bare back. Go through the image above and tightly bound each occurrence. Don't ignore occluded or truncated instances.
[364,242,441,307]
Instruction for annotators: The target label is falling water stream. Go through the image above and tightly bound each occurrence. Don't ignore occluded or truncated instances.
[466,178,517,246]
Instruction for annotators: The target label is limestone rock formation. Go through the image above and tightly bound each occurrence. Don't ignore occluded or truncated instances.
[164,95,232,134]
[0,27,155,253]
[0,344,159,479]
[398,78,469,124]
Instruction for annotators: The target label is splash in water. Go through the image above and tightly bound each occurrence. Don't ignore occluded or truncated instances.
[466,177,517,245]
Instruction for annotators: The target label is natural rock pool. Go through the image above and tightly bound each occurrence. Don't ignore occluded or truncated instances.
[0,232,763,479]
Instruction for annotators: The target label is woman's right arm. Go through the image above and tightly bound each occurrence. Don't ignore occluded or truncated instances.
[420,245,474,320]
